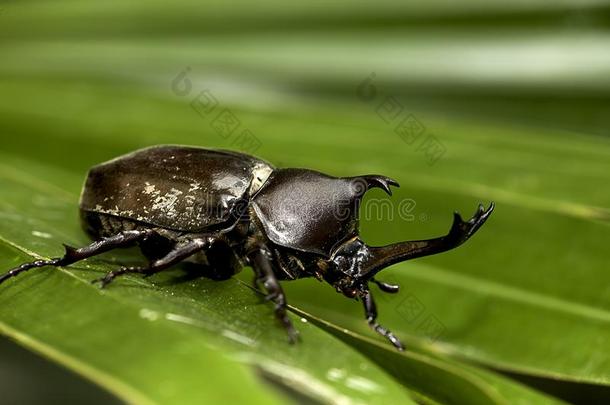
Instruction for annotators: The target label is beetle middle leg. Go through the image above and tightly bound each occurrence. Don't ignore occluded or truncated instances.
[92,237,213,288]
[363,290,404,351]
[249,246,300,344]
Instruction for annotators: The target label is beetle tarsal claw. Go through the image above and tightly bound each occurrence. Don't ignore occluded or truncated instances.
[264,292,279,301]
[91,266,140,288]
[287,327,301,344]
[91,271,120,289]
[279,313,300,344]
[90,275,111,289]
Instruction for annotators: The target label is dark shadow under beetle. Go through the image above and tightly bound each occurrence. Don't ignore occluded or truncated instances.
[0,145,494,350]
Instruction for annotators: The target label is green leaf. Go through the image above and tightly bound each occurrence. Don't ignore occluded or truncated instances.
[289,306,567,405]
[1,143,562,404]
[2,1,608,401]
[2,74,609,389]
[0,78,567,404]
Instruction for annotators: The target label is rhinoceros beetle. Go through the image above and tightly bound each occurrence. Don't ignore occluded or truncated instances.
[0,145,494,350]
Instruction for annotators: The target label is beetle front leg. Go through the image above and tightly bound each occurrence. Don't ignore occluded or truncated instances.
[363,290,404,351]
[250,246,300,344]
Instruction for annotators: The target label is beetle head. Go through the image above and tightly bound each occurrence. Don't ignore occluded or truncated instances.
[327,236,412,297]
[327,202,496,297]
[328,237,381,298]
[325,237,368,298]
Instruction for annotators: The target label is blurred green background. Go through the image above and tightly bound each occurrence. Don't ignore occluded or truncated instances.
[1,1,609,404]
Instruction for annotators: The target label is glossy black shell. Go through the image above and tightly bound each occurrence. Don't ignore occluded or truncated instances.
[252,168,362,256]
[80,145,274,232]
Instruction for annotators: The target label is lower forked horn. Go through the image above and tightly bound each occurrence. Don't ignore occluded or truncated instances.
[358,202,495,281]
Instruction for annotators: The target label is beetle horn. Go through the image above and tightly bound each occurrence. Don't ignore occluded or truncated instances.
[358,202,495,281]
[358,239,443,281]
[348,175,399,197]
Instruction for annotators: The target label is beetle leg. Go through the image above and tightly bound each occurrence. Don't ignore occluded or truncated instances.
[0,229,157,287]
[371,278,400,293]
[363,290,404,351]
[91,237,212,288]
[252,274,261,289]
[250,246,300,344]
